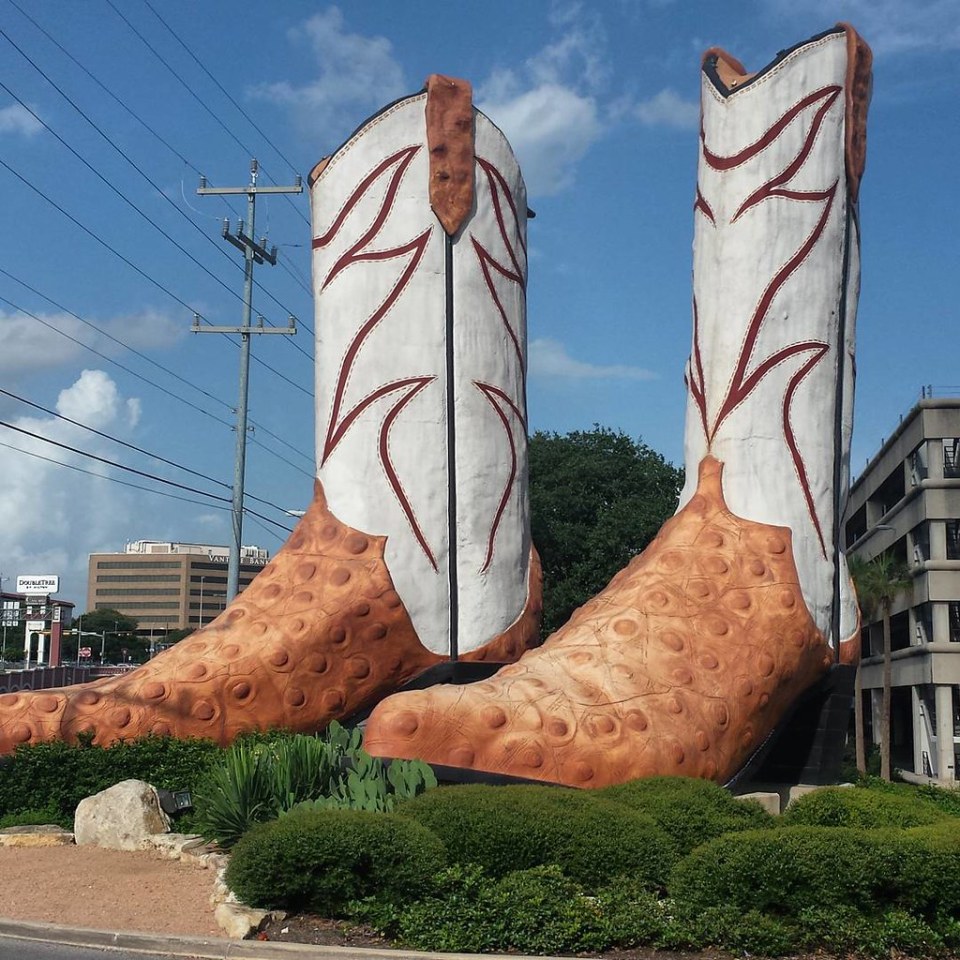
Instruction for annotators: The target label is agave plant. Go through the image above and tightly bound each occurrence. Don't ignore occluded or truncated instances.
[193,722,438,847]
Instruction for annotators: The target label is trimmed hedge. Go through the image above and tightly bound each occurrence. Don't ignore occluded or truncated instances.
[782,785,951,829]
[398,783,676,889]
[224,807,446,915]
[0,735,221,821]
[669,825,960,920]
[361,864,665,954]
[600,775,774,854]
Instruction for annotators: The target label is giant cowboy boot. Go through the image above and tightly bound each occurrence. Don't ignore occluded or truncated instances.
[0,76,541,753]
[364,26,872,788]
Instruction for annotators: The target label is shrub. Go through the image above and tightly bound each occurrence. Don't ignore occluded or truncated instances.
[670,825,960,920]
[0,735,220,821]
[658,904,797,957]
[398,783,676,890]
[600,775,774,854]
[782,785,950,829]
[225,808,446,915]
[0,807,72,830]
[360,864,666,954]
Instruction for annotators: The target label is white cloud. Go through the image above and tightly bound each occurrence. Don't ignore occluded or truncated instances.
[633,88,699,130]
[479,83,602,196]
[0,104,42,138]
[530,337,657,380]
[0,308,182,378]
[477,4,612,197]
[0,371,142,609]
[763,0,960,54]
[249,7,407,141]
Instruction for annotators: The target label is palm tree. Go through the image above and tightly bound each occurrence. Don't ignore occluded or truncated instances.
[848,551,912,781]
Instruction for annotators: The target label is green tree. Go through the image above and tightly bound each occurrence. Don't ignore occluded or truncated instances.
[528,426,683,636]
[848,552,912,782]
[68,608,144,664]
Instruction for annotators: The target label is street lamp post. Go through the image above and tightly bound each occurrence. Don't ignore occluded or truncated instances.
[0,574,9,665]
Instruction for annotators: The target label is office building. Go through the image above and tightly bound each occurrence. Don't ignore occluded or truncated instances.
[87,540,270,635]
[845,392,960,783]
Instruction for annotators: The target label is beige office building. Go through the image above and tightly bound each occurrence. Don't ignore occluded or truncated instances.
[845,393,960,783]
[87,540,270,634]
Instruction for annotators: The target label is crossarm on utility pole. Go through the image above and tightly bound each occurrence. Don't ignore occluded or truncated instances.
[194,159,303,602]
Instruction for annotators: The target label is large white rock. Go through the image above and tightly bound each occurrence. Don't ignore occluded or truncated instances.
[74,779,171,850]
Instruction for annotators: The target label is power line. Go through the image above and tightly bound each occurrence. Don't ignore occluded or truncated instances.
[1,439,294,535]
[0,422,295,535]
[141,0,303,180]
[0,154,313,397]
[0,47,312,361]
[103,0,310,229]
[0,419,232,503]
[0,275,315,472]
[0,439,233,513]
[0,386,297,517]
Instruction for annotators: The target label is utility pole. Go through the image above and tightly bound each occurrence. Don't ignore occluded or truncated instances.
[196,159,302,601]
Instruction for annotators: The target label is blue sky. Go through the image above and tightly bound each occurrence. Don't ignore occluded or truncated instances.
[1,0,958,610]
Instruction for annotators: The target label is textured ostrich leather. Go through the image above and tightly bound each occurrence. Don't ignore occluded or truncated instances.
[0,483,541,753]
[364,457,833,787]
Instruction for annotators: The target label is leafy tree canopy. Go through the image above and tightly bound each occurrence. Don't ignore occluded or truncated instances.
[68,608,144,663]
[528,426,683,635]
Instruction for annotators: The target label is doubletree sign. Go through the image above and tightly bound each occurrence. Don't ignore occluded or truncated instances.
[15,575,60,595]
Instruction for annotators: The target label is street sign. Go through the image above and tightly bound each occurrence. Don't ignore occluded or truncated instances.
[25,620,45,634]
[16,575,59,595]
[79,647,92,658]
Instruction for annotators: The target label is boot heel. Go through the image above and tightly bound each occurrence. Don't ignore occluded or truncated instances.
[728,663,856,787]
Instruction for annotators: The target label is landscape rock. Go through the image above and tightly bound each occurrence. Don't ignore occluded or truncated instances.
[737,791,781,816]
[215,902,279,939]
[0,824,74,847]
[74,779,171,850]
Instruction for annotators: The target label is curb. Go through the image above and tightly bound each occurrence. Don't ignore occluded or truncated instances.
[0,918,551,960]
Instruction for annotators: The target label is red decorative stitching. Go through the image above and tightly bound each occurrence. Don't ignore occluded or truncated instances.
[475,381,526,573]
[378,377,438,570]
[693,84,844,544]
[701,87,840,171]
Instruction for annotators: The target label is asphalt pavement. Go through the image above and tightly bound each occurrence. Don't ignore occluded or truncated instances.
[0,919,534,960]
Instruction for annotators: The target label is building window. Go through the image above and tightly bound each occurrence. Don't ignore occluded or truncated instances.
[944,439,960,479]
[947,521,960,561]
[95,589,181,597]
[94,602,180,610]
[96,561,182,569]
[96,575,181,583]
[868,466,905,519]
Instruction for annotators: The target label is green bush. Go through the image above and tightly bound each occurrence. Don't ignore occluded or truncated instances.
[670,825,960,921]
[398,783,676,890]
[600,776,774,854]
[0,735,220,821]
[0,807,72,830]
[359,864,666,954]
[782,785,950,829]
[658,904,797,957]
[225,808,446,916]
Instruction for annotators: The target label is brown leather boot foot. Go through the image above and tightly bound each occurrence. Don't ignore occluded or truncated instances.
[0,482,540,753]
[364,457,833,787]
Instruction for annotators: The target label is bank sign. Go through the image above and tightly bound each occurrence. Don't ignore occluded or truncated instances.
[16,575,60,595]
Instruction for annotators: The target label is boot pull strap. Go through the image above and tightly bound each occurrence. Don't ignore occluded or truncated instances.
[838,23,872,204]
[425,74,474,236]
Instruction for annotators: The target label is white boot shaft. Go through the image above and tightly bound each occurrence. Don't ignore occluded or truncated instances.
[679,26,870,644]
[310,79,532,657]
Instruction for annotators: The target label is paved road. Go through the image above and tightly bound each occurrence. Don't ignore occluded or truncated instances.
[0,938,192,960]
